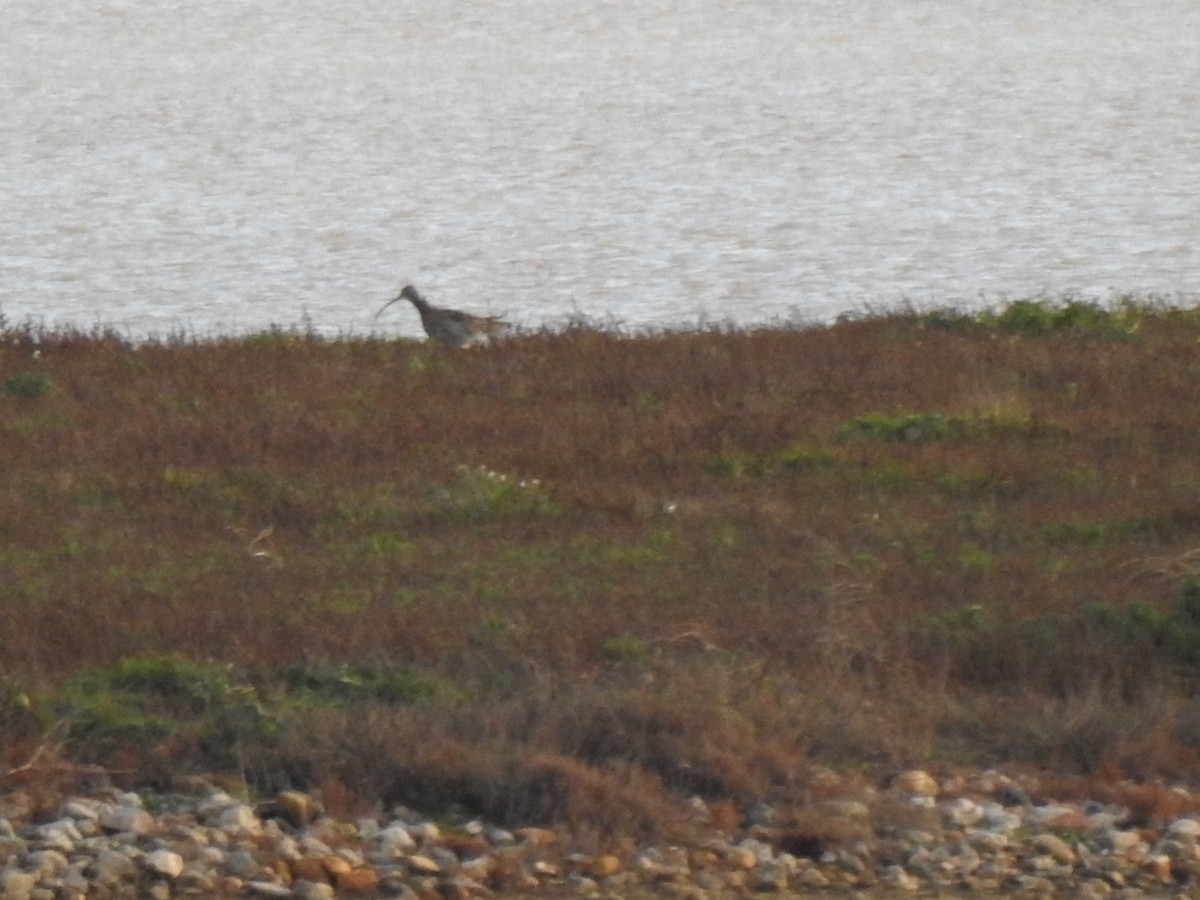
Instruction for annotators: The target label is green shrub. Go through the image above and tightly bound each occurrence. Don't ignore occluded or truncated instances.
[432,465,558,520]
[3,372,53,400]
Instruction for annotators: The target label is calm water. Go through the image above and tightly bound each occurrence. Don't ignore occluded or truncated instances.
[2,0,1199,340]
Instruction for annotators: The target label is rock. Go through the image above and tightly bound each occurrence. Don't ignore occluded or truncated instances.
[944,797,984,827]
[744,801,775,827]
[587,854,623,878]
[92,848,138,884]
[1099,828,1143,854]
[0,835,28,861]
[249,880,299,898]
[265,790,322,829]
[99,804,154,835]
[446,874,493,899]
[0,869,37,900]
[146,849,185,878]
[735,838,773,865]
[817,798,871,821]
[1031,833,1076,864]
[968,829,1009,852]
[291,856,331,883]
[427,844,462,870]
[26,849,69,878]
[218,804,263,834]
[409,822,440,843]
[1043,809,1094,831]
[299,834,333,856]
[1168,818,1200,839]
[531,860,559,878]
[483,825,515,846]
[335,867,381,895]
[407,854,442,875]
[882,864,921,891]
[59,800,101,822]
[893,770,939,797]
[980,805,1023,833]
[224,848,260,877]
[460,853,497,883]
[295,883,338,900]
[514,827,558,847]
[751,859,790,891]
[727,845,757,870]
[1144,854,1172,882]
[795,865,830,889]
[378,824,418,857]
[38,818,82,846]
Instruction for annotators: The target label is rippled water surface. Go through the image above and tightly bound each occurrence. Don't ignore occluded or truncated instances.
[3,0,1199,338]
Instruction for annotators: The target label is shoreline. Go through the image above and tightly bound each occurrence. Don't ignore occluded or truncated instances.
[3,767,1198,898]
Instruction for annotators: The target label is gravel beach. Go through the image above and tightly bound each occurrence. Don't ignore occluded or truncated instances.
[4,768,1200,899]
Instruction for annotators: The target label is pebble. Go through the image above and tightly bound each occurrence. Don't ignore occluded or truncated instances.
[1,768,1200,897]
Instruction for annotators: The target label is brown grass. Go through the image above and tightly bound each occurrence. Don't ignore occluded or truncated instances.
[5,300,1200,833]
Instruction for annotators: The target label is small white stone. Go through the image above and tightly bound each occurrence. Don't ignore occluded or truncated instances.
[407,854,442,875]
[408,822,440,843]
[26,849,69,877]
[92,849,138,884]
[1032,833,1076,864]
[883,864,921,891]
[356,818,381,840]
[238,881,288,898]
[99,805,154,836]
[34,821,78,853]
[483,825,515,845]
[0,869,37,900]
[146,849,185,879]
[378,824,417,856]
[196,792,237,821]
[893,769,939,797]
[217,804,262,835]
[59,800,101,822]
[224,849,259,877]
[1101,829,1144,854]
[274,835,301,861]
[1168,818,1200,839]
[299,834,333,855]
[796,866,830,889]
[944,797,984,827]
[290,880,336,900]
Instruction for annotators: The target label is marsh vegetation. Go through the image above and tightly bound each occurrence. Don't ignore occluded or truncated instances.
[4,296,1200,836]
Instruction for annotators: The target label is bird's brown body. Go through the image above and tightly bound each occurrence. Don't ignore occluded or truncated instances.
[377,285,506,348]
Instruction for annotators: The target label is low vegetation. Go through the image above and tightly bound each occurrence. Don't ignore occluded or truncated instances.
[3,295,1200,835]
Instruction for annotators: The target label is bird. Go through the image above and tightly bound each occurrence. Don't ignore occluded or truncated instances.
[376,285,507,348]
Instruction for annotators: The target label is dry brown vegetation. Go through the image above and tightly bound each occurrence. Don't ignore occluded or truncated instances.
[4,297,1200,836]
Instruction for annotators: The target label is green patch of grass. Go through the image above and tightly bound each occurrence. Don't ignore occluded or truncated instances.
[599,529,675,565]
[937,467,1010,498]
[986,297,1143,337]
[602,635,650,662]
[840,406,1061,444]
[911,296,1146,338]
[3,371,53,400]
[957,541,994,572]
[281,663,449,705]
[49,655,272,767]
[432,464,558,521]
[840,411,955,442]
[705,443,837,479]
[1041,516,1182,547]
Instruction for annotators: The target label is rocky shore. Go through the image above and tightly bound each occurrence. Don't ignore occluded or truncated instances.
[3,769,1200,899]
